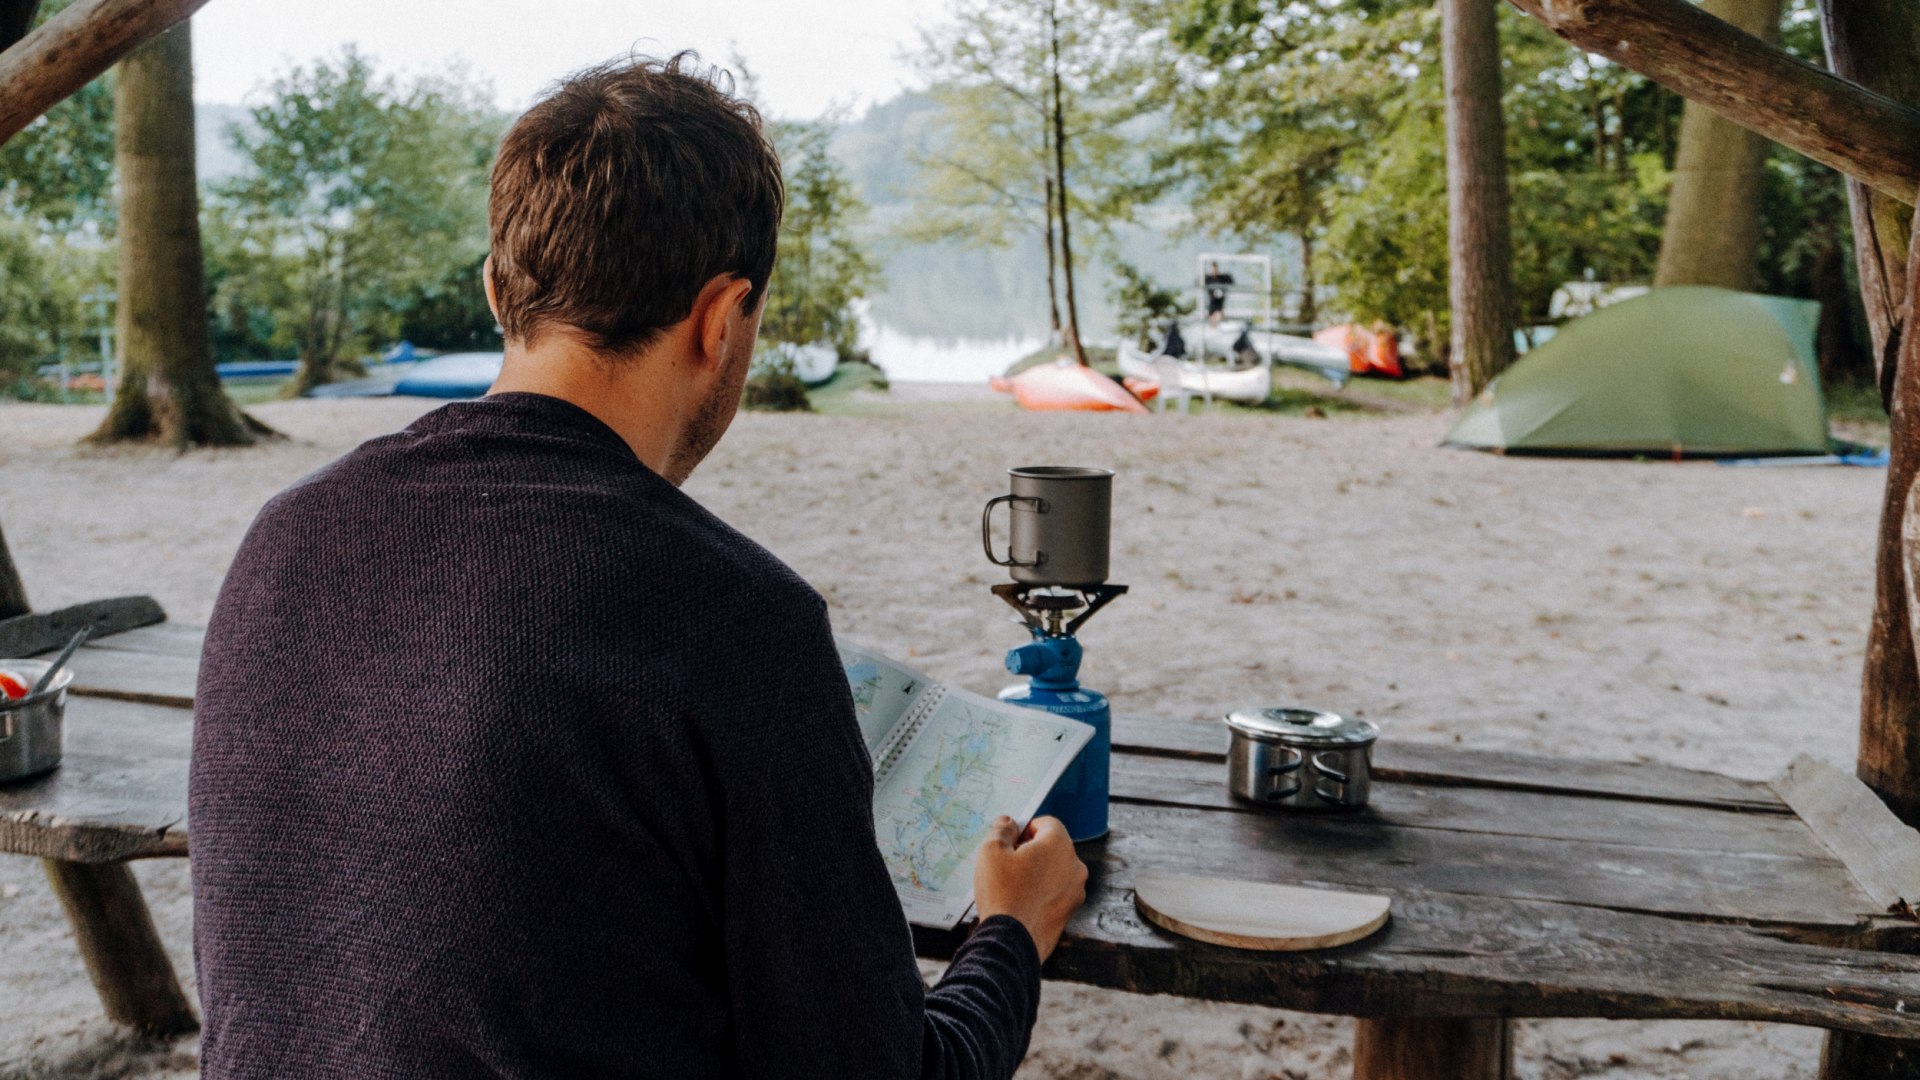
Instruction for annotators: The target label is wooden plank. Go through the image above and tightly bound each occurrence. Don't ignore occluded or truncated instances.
[1088,799,1867,926]
[916,807,1920,1036]
[42,859,199,1036]
[76,621,203,660]
[1773,754,1920,913]
[0,696,189,861]
[60,644,196,708]
[1111,754,1821,859]
[1111,712,1786,813]
[0,596,165,658]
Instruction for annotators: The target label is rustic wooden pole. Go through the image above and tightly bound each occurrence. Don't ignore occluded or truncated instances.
[1827,168,1920,1080]
[0,521,28,621]
[41,859,199,1037]
[1353,1017,1513,1080]
[1821,0,1920,396]
[1442,0,1518,404]
[0,0,212,146]
[1504,0,1920,204]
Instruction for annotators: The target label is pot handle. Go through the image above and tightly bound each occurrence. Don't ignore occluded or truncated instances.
[982,495,1047,568]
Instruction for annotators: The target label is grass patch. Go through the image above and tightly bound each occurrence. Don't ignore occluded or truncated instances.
[1826,377,1890,446]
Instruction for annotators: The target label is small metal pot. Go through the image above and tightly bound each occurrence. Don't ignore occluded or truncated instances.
[1225,708,1378,810]
[0,659,74,784]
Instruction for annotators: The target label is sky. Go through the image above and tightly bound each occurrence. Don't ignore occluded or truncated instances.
[192,0,952,118]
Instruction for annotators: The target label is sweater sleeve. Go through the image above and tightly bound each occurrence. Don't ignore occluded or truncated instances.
[715,598,1042,1080]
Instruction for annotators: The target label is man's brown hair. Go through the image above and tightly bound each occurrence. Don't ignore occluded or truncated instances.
[488,53,784,356]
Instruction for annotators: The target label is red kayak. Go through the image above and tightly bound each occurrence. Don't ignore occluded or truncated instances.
[989,359,1149,414]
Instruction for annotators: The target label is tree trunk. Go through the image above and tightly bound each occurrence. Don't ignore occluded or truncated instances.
[1044,172,1063,342]
[88,21,269,448]
[1822,0,1920,397]
[1825,4,1920,1072]
[1299,227,1318,326]
[1443,0,1518,404]
[0,522,29,620]
[1047,0,1088,367]
[1653,0,1783,291]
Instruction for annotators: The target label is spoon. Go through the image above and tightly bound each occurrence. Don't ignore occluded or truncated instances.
[30,625,92,697]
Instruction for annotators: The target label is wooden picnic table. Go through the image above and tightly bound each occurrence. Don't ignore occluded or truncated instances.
[7,621,1920,1078]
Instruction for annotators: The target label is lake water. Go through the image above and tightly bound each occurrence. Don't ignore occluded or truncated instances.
[863,322,1048,383]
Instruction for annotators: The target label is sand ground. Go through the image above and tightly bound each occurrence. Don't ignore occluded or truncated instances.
[0,389,1883,1078]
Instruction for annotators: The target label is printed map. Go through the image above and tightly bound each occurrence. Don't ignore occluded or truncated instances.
[837,647,922,754]
[874,695,1084,925]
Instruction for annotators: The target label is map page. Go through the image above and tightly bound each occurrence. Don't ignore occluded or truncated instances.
[835,641,930,756]
[871,688,1093,928]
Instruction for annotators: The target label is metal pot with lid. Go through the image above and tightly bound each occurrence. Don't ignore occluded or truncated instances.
[1225,707,1378,810]
[0,659,74,784]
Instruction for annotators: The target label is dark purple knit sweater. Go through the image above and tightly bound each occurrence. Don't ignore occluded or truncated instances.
[190,392,1041,1078]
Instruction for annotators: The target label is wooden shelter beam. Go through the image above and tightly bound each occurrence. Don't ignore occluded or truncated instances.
[0,0,210,146]
[1505,0,1920,205]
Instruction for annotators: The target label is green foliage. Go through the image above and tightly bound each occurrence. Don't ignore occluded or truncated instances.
[1108,261,1193,347]
[759,120,877,360]
[742,352,814,412]
[910,0,1157,304]
[0,222,111,395]
[1136,0,1674,358]
[208,47,502,387]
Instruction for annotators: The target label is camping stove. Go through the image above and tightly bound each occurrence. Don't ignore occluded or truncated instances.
[991,584,1127,842]
[981,465,1126,842]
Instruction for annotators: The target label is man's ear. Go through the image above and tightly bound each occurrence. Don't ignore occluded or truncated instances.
[694,275,757,370]
[482,256,501,324]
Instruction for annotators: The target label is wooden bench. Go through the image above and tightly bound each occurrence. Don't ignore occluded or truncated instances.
[8,622,1920,1077]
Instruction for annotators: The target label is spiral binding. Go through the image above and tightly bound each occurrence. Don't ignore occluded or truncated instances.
[874,685,946,780]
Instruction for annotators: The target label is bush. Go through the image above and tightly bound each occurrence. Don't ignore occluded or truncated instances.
[743,369,813,412]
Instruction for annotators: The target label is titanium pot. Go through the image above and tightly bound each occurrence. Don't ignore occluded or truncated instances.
[0,659,73,784]
[1225,708,1378,810]
[981,466,1113,587]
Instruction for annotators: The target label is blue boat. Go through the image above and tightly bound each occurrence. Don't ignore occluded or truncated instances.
[216,360,299,379]
[392,352,504,399]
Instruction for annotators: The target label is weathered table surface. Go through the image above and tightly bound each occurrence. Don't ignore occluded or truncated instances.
[7,622,1920,1077]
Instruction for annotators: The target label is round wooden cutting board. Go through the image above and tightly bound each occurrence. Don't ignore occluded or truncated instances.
[1133,871,1392,951]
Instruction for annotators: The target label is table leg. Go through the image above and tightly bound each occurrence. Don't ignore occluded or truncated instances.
[1352,1016,1512,1080]
[41,859,199,1037]
[1821,1031,1920,1078]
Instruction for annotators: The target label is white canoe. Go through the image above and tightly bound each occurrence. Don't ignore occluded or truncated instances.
[1132,320,1352,388]
[760,341,840,386]
[1117,343,1272,403]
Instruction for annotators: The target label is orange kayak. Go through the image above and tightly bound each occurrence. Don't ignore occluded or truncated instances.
[989,359,1148,413]
[1314,324,1404,378]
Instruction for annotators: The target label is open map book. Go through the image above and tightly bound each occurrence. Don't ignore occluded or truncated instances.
[838,640,1094,930]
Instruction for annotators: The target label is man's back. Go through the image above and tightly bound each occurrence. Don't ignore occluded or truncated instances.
[191,394,1039,1078]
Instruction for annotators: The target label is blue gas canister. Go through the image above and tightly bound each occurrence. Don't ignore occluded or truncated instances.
[998,623,1112,841]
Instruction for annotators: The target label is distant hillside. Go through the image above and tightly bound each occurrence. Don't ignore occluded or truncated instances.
[830,91,941,209]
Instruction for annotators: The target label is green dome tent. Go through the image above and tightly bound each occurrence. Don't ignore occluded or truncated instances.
[1446,287,1829,456]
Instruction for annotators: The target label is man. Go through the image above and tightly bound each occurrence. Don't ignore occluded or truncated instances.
[1203,261,1235,325]
[191,54,1086,1079]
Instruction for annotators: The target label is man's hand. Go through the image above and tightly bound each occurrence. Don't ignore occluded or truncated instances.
[973,815,1087,962]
